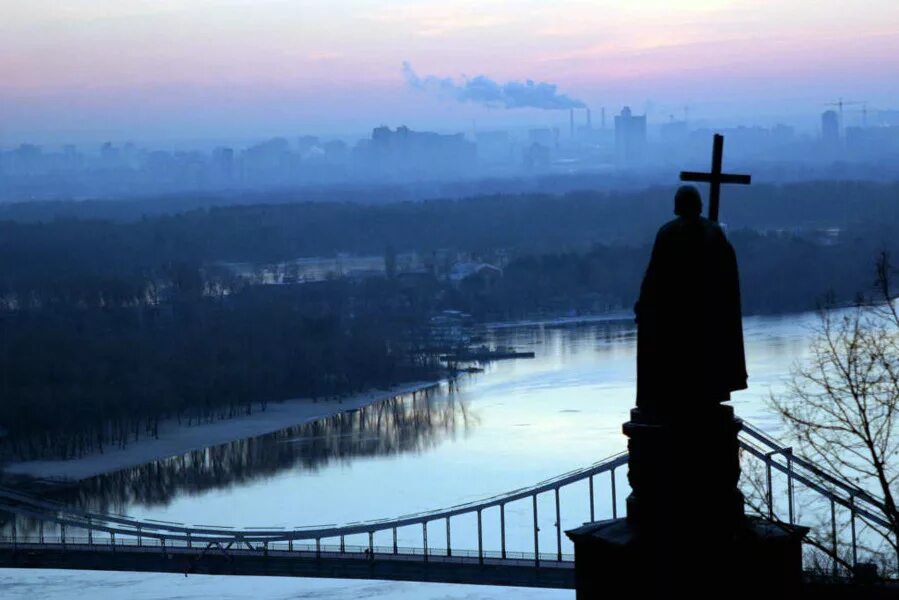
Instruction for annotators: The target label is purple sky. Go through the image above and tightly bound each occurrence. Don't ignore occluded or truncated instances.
[4,0,899,145]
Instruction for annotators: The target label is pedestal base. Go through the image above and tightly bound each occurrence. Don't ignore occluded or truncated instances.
[624,405,745,533]
[566,516,808,599]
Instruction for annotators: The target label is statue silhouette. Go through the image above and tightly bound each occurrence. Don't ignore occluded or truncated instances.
[635,185,747,417]
[568,141,807,598]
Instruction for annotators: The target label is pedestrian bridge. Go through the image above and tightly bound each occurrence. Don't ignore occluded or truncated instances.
[0,422,895,587]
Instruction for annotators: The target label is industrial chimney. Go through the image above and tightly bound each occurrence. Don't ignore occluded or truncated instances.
[586,108,592,129]
[570,108,575,138]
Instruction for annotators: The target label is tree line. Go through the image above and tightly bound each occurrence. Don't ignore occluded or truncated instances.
[1,179,897,461]
[451,227,899,320]
[0,275,442,462]
[2,179,899,272]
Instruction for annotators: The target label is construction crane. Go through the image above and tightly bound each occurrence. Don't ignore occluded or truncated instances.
[836,102,876,129]
[853,103,874,128]
[825,98,865,128]
[666,105,690,124]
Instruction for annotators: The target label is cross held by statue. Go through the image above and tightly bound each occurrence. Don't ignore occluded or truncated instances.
[680,134,751,222]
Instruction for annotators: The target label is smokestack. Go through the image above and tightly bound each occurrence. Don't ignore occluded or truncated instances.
[601,107,606,129]
[570,108,575,137]
[586,108,592,129]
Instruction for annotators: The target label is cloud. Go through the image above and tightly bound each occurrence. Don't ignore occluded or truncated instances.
[402,62,585,110]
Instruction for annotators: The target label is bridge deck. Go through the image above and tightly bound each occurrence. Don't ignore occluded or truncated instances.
[1,422,896,584]
[0,542,575,589]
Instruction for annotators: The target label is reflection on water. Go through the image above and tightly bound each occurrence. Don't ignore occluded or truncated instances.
[35,314,815,535]
[59,386,476,515]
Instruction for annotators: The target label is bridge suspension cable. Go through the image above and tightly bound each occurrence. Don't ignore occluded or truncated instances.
[1,421,896,581]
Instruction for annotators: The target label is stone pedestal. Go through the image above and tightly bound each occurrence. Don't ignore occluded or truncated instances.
[566,403,808,598]
[625,404,744,534]
[567,515,808,598]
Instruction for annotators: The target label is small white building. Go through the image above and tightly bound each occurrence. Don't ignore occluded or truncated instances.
[449,262,503,289]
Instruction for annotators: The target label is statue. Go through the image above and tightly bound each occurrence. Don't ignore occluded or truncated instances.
[567,137,807,598]
[634,185,747,416]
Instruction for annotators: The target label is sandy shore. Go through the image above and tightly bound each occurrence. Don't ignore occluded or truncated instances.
[2,381,440,482]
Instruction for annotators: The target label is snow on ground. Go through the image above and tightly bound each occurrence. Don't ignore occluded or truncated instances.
[0,570,574,600]
[483,312,633,330]
[2,381,438,481]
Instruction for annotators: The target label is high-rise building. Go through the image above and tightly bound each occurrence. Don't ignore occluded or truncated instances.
[212,147,235,182]
[614,106,647,162]
[367,125,475,176]
[821,110,840,146]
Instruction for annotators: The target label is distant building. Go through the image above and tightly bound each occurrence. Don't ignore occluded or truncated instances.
[614,107,647,163]
[528,128,556,148]
[821,110,840,146]
[449,262,503,291]
[476,131,513,165]
[211,147,235,182]
[296,135,320,154]
[322,140,349,163]
[845,125,899,157]
[366,125,475,177]
[771,124,795,144]
[241,137,292,183]
[8,144,43,175]
[523,143,551,170]
[875,110,899,126]
[660,120,688,144]
[100,142,121,168]
[59,145,82,172]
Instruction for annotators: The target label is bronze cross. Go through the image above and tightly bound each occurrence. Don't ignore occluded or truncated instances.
[680,134,751,222]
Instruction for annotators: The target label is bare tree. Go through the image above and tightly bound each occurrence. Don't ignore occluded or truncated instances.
[771,251,899,572]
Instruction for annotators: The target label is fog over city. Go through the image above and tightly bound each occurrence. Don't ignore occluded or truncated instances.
[4,1,899,201]
[3,80,899,202]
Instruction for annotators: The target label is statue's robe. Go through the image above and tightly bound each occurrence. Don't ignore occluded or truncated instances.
[635,215,747,413]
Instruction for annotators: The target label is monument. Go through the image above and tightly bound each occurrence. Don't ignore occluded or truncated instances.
[567,135,808,597]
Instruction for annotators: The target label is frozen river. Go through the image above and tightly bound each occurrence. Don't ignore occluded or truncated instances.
[1,312,816,599]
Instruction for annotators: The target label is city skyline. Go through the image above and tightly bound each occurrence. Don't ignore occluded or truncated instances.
[4,0,899,144]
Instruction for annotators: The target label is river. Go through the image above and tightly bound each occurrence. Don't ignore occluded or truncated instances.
[1,312,817,599]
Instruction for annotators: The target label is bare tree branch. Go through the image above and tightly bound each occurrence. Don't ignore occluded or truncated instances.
[769,254,899,575]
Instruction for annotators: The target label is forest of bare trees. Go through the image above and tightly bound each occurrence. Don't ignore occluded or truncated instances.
[0,272,442,462]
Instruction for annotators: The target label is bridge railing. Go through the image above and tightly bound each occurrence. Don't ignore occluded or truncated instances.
[0,535,575,565]
[738,421,898,579]
[0,452,627,566]
[1,420,896,579]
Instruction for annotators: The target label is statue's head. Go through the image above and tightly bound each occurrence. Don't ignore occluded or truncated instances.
[674,185,702,217]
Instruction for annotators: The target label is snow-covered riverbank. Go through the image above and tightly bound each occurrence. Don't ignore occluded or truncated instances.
[2,381,440,482]
[483,312,633,330]
[0,569,571,600]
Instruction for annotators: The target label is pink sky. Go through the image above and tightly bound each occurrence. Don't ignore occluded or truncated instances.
[3,0,899,144]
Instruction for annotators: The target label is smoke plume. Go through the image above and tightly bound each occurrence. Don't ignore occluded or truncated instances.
[403,62,585,110]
